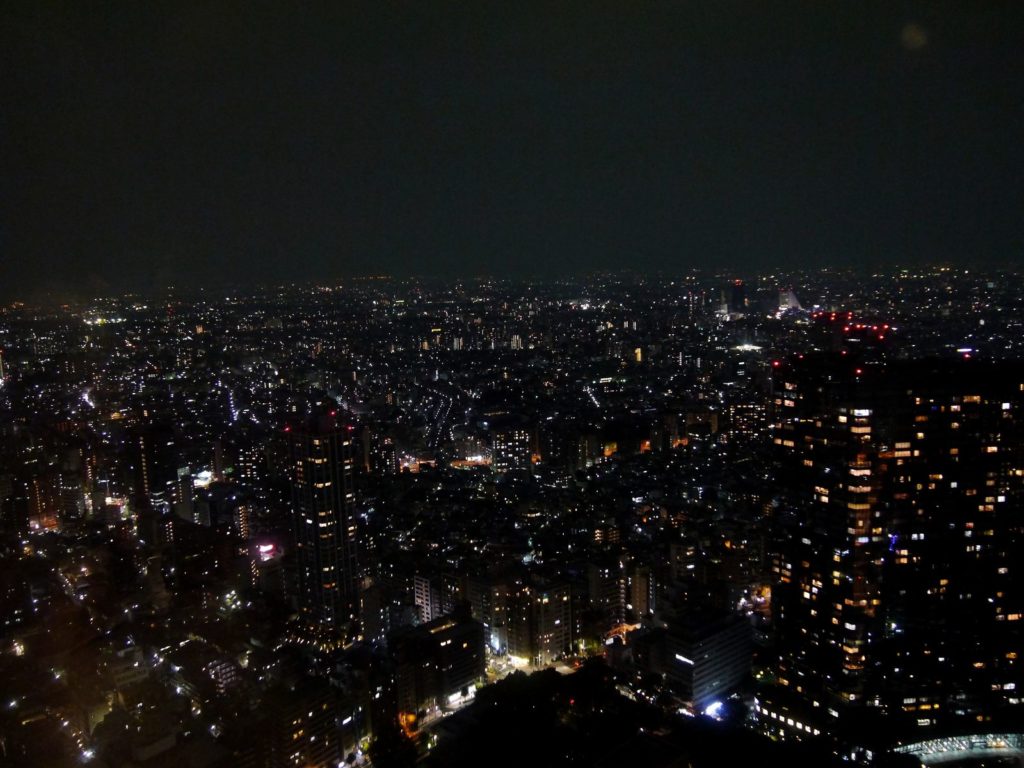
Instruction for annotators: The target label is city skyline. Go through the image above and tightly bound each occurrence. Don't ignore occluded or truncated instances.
[2,268,1024,766]
[3,2,1024,765]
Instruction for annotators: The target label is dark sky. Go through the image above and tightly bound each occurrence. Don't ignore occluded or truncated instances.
[3,2,1023,297]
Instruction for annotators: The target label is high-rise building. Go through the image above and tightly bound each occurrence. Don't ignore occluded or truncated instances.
[237,445,262,485]
[231,677,359,768]
[629,564,656,621]
[771,356,896,725]
[588,556,627,629]
[289,414,359,637]
[506,577,573,666]
[729,279,747,314]
[769,356,1024,740]
[878,363,1024,727]
[727,402,768,443]
[665,610,752,709]
[359,576,390,645]
[465,573,506,652]
[491,424,531,474]
[390,611,485,716]
[414,574,443,624]
[134,423,179,510]
[413,573,458,624]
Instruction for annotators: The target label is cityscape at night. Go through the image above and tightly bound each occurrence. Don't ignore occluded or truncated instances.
[1,269,1023,766]
[3,3,1024,768]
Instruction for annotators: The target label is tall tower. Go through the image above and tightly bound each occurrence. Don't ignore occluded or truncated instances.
[289,413,359,637]
[768,355,1024,742]
[729,279,747,314]
[771,359,885,717]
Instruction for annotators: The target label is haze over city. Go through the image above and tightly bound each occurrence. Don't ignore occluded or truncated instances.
[3,2,1023,298]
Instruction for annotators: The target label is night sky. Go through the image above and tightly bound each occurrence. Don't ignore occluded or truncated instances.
[3,2,1023,298]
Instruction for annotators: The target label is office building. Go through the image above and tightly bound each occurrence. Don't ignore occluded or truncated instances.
[390,612,485,716]
[506,577,572,667]
[491,424,531,474]
[665,611,752,709]
[289,413,359,637]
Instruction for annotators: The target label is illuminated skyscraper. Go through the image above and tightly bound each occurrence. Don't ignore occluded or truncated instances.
[491,423,531,474]
[289,414,359,636]
[505,577,572,666]
[768,356,1024,742]
[770,361,885,723]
